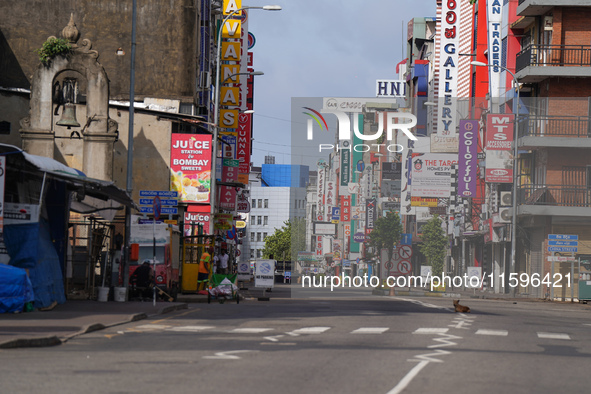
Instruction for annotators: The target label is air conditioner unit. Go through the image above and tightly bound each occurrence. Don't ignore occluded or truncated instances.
[198,71,210,89]
[500,191,512,207]
[499,207,512,223]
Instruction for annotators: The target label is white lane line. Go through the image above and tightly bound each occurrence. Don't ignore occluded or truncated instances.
[413,328,449,335]
[537,332,571,340]
[386,360,430,394]
[229,328,274,334]
[203,350,258,360]
[351,327,390,334]
[475,329,508,336]
[290,327,331,334]
[166,326,215,332]
[134,324,171,330]
[263,335,284,342]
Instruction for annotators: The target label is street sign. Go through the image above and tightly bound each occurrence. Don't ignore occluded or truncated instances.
[548,246,578,253]
[139,198,178,206]
[397,260,412,275]
[139,190,178,198]
[401,233,412,245]
[398,245,412,259]
[353,232,365,243]
[549,234,578,240]
[548,240,578,247]
[140,207,178,215]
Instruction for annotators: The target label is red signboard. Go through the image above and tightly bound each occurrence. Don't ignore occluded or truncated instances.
[171,134,212,203]
[220,159,239,210]
[237,113,251,176]
[340,195,351,222]
[485,114,514,183]
[184,204,211,235]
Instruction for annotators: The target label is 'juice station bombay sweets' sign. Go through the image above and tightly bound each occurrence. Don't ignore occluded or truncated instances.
[170,134,212,203]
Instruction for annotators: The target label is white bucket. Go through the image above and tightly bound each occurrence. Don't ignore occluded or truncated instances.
[97,286,109,302]
[114,286,127,302]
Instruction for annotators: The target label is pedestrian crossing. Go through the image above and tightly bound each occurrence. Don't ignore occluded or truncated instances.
[131,323,578,340]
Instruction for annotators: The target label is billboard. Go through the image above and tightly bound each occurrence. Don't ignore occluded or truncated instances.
[411,153,458,198]
[170,134,212,203]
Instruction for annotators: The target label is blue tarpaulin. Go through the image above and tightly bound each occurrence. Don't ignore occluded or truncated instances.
[0,264,34,313]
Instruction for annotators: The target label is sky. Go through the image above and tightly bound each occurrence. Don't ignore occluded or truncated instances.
[244,0,436,168]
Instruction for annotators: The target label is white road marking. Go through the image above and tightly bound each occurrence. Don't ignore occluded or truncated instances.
[413,328,449,335]
[476,329,508,336]
[386,360,430,394]
[537,332,571,340]
[290,327,331,334]
[229,328,274,334]
[166,326,215,332]
[203,350,258,360]
[408,349,451,363]
[351,327,389,334]
[134,324,171,330]
[263,335,285,342]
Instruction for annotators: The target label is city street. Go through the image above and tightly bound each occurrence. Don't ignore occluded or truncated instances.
[2,292,591,393]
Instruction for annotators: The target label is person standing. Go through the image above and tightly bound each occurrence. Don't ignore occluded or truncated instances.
[198,247,213,291]
[212,250,219,275]
[219,249,229,275]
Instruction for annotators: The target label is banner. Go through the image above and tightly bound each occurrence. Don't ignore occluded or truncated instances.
[170,134,212,203]
[458,120,479,197]
[485,114,514,183]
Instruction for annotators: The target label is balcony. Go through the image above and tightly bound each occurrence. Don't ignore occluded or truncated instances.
[517,0,582,17]
[518,185,591,217]
[516,114,591,149]
[515,45,591,83]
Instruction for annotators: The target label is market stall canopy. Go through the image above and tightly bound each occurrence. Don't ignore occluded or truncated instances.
[0,143,138,219]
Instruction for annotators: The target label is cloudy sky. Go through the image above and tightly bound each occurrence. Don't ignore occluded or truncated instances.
[244,0,436,167]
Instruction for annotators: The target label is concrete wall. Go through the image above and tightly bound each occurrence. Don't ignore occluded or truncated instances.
[0,0,197,100]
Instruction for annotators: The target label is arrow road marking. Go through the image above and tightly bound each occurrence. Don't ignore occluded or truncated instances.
[203,350,259,360]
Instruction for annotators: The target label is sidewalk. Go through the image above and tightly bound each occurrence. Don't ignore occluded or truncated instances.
[0,299,190,349]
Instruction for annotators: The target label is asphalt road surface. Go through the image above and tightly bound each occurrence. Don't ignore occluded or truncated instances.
[2,295,591,394]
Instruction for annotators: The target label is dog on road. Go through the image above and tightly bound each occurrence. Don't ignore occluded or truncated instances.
[453,299,471,313]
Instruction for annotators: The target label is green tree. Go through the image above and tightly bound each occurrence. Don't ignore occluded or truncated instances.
[419,215,448,277]
[367,211,403,266]
[262,218,306,261]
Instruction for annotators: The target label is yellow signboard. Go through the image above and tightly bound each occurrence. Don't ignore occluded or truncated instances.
[221,42,241,61]
[222,19,241,39]
[220,86,240,106]
[223,0,242,16]
[219,108,239,128]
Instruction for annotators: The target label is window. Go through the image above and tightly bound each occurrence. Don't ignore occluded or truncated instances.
[252,198,256,209]
[257,232,262,242]
[250,232,255,242]
[250,249,254,258]
[256,249,262,258]
[264,216,268,226]
[257,216,262,225]
[264,199,268,208]
[263,232,268,240]
[258,199,262,208]
[250,216,255,225]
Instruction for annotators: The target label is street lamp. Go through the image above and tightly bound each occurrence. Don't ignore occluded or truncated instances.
[471,60,521,293]
[210,5,280,235]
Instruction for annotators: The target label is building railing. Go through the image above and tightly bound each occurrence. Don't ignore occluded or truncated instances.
[517,114,591,138]
[518,185,591,208]
[516,44,591,73]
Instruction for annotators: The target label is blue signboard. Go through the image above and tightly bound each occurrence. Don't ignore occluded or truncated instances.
[548,240,578,247]
[139,190,178,198]
[140,207,178,215]
[548,234,578,240]
[401,233,412,245]
[139,198,178,206]
[331,207,340,221]
[548,247,578,253]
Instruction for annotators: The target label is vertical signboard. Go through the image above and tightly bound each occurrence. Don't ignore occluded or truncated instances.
[219,158,239,210]
[316,163,326,221]
[487,0,504,98]
[340,195,351,222]
[171,134,212,203]
[366,198,376,230]
[458,120,478,197]
[485,114,514,183]
[340,141,351,193]
[437,0,460,136]
[237,112,251,184]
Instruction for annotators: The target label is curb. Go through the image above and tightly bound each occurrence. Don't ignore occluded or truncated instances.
[1,303,190,349]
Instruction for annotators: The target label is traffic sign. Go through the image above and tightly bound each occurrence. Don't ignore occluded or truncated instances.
[549,234,578,240]
[385,261,393,270]
[140,206,178,215]
[548,240,578,247]
[397,260,412,275]
[140,190,178,198]
[548,246,578,253]
[139,198,178,206]
[153,196,162,220]
[398,245,412,259]
[401,233,412,245]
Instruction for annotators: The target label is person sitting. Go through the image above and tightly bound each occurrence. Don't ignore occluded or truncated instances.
[130,261,154,299]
